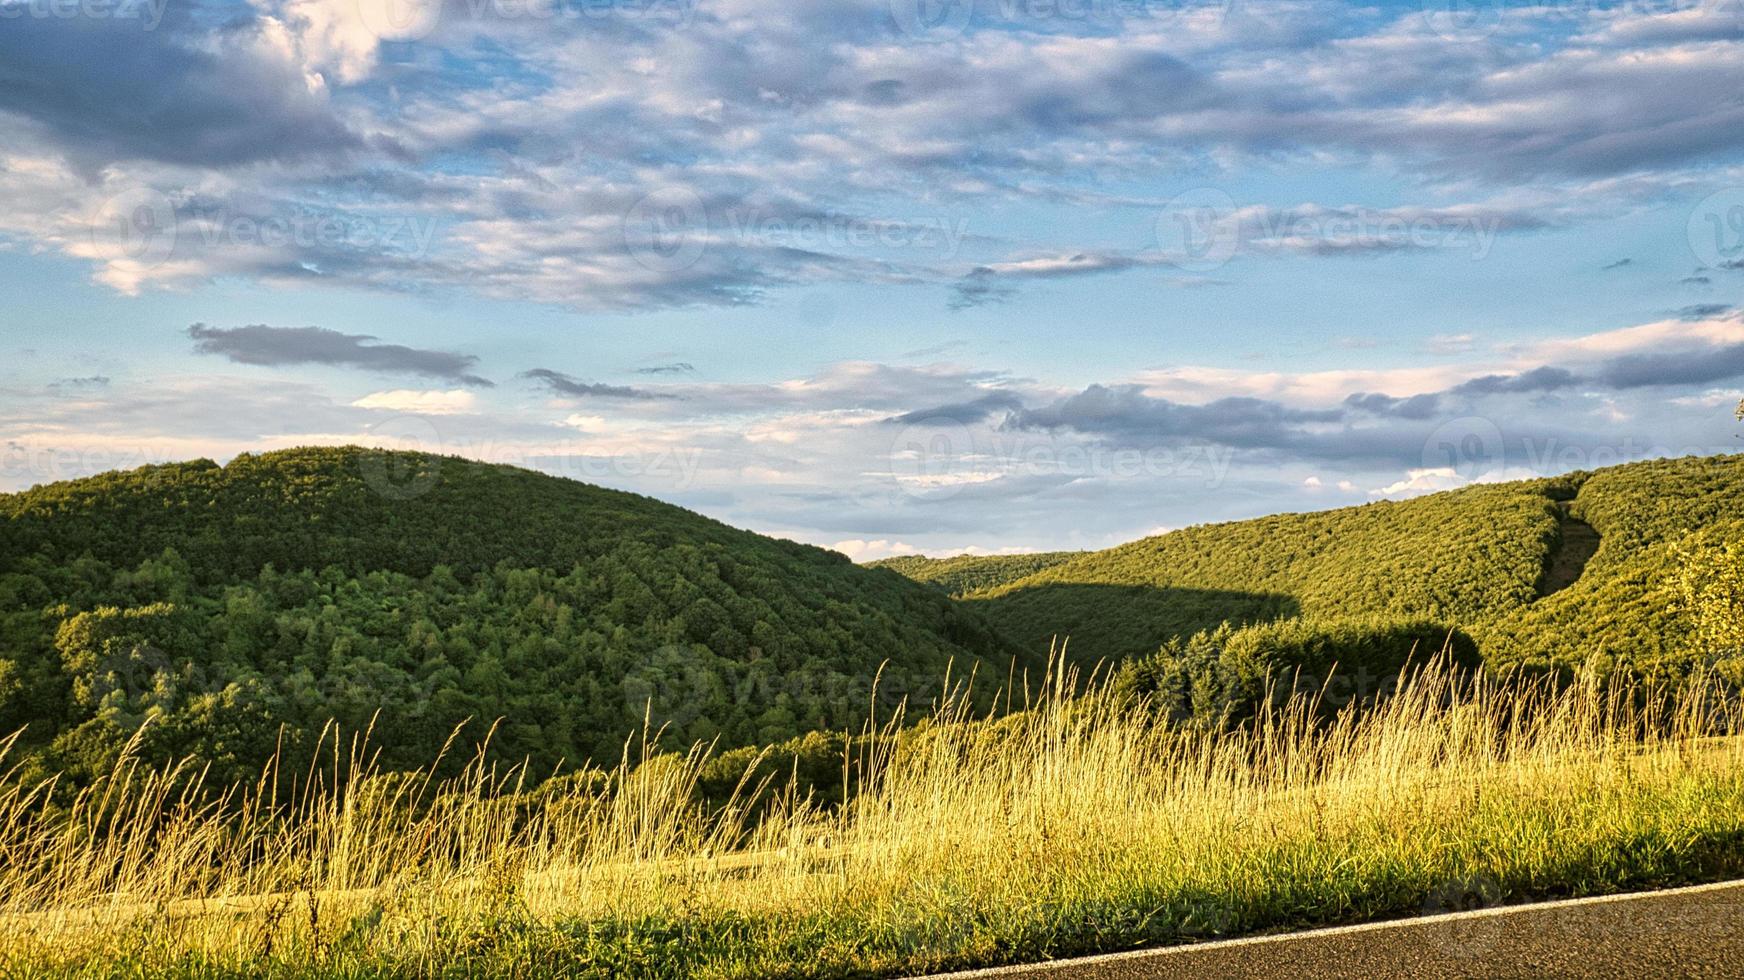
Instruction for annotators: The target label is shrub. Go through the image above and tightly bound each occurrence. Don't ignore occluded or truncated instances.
[1673,533,1744,684]
[1113,616,1479,729]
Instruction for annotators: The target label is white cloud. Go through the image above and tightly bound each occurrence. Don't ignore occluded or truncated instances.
[833,539,920,561]
[1126,312,1744,408]
[1427,333,1477,355]
[1670,388,1744,409]
[1133,363,1475,405]
[274,0,433,85]
[937,544,1045,558]
[351,389,480,415]
[1370,467,1466,497]
[1513,315,1744,363]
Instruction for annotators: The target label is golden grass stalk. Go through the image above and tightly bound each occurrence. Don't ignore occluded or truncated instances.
[2,658,1742,977]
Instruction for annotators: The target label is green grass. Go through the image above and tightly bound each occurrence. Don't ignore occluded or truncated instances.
[4,662,1742,978]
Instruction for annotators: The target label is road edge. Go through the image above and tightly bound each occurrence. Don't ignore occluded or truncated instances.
[914,878,1744,978]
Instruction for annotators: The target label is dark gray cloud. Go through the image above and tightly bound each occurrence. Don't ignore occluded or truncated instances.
[47,376,111,390]
[1602,258,1633,271]
[1678,304,1735,321]
[916,335,1744,473]
[1344,392,1442,420]
[1009,385,1342,450]
[634,363,696,375]
[947,252,1179,309]
[886,391,1026,425]
[187,324,493,386]
[900,340,970,360]
[948,268,1020,311]
[520,368,673,399]
[1353,347,1744,410]
[970,383,1449,469]
[0,16,364,169]
[1595,343,1744,390]
[1451,366,1582,396]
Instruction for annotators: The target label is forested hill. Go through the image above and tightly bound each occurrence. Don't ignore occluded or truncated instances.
[867,552,1082,598]
[954,476,1569,661]
[883,455,1744,678]
[0,448,1023,784]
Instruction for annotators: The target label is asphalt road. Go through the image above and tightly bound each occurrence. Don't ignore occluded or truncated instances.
[918,879,1744,979]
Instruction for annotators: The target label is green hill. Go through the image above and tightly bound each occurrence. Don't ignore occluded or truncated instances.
[0,448,1024,783]
[880,455,1744,677]
[1480,456,1744,674]
[866,551,1082,597]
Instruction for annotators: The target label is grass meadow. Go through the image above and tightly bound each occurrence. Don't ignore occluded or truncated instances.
[3,660,1743,978]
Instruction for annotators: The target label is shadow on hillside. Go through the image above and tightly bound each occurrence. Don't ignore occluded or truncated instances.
[1537,503,1601,598]
[964,583,1299,665]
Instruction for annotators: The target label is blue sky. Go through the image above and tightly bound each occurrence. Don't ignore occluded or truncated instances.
[3,0,1744,556]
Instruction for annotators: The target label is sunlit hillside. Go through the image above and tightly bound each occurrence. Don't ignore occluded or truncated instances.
[877,456,1744,678]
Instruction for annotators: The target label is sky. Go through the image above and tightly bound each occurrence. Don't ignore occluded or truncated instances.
[2,0,1744,558]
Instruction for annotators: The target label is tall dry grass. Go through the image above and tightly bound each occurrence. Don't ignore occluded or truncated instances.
[2,660,1743,978]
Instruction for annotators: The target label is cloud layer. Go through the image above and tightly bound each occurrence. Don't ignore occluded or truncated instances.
[3,0,1743,309]
[10,312,1744,555]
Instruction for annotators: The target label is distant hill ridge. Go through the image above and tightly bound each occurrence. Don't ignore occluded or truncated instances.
[876,454,1744,676]
[867,551,1083,597]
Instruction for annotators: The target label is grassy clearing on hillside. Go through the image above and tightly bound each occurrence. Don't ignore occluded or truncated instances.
[3,662,1743,979]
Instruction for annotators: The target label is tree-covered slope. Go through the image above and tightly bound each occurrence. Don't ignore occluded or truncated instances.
[1479,455,1744,675]
[954,477,1571,661]
[906,456,1744,673]
[866,552,1082,598]
[0,448,1023,783]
